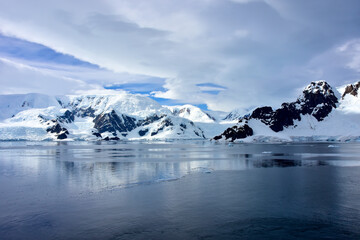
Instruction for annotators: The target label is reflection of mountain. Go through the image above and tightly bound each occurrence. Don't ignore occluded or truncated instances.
[4,142,357,192]
[3,142,359,240]
[3,141,360,194]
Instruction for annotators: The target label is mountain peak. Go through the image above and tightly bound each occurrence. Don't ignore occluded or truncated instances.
[298,81,338,118]
[214,80,340,141]
[166,105,216,123]
[303,80,333,96]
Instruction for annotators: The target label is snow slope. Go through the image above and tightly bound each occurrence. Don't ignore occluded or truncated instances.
[0,93,60,120]
[58,93,171,118]
[165,104,234,137]
[243,110,360,142]
[166,105,215,123]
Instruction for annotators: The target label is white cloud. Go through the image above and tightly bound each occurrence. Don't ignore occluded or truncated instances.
[337,39,360,73]
[230,0,261,3]
[0,58,92,95]
[0,0,360,111]
[234,29,248,38]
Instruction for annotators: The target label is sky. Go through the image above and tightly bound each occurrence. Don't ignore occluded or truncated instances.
[0,0,360,112]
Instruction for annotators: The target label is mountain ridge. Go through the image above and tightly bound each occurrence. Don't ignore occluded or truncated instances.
[214,80,360,142]
[1,80,360,142]
[0,93,215,141]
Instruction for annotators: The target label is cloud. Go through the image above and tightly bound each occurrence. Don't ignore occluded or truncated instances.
[0,57,91,95]
[0,0,360,111]
[338,39,360,73]
[301,39,360,86]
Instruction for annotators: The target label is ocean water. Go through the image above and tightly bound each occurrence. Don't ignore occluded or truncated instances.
[0,141,360,239]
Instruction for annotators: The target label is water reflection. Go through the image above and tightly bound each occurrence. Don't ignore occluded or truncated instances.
[0,141,360,192]
[1,142,360,239]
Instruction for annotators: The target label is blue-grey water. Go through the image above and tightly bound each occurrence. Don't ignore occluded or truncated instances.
[1,141,360,239]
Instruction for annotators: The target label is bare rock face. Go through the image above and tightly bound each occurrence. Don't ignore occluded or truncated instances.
[57,110,75,123]
[223,110,243,121]
[137,114,205,139]
[214,81,339,141]
[46,120,69,140]
[342,82,360,99]
[137,114,164,126]
[93,110,137,137]
[251,81,338,132]
[299,81,338,119]
[251,106,273,121]
[150,117,174,136]
[213,124,253,141]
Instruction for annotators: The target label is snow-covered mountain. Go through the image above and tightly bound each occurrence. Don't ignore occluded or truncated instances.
[165,104,216,123]
[223,109,246,121]
[214,80,360,142]
[0,93,208,141]
[0,93,60,120]
[223,107,258,121]
[3,80,360,142]
[164,104,234,138]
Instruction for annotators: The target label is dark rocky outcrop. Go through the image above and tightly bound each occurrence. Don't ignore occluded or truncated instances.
[57,110,75,123]
[138,129,149,136]
[137,114,164,127]
[150,118,174,136]
[214,81,339,141]
[299,81,338,120]
[213,124,253,141]
[249,81,338,132]
[46,120,69,140]
[74,107,96,118]
[250,106,274,124]
[137,115,205,138]
[103,136,120,141]
[269,103,301,132]
[93,110,137,136]
[91,129,102,138]
[57,132,68,140]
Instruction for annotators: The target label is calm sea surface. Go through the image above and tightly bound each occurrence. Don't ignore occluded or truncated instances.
[1,141,360,239]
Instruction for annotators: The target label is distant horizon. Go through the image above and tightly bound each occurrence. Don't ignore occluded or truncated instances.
[0,78,353,113]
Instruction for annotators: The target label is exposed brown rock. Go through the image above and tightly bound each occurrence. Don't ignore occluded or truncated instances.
[342,82,360,99]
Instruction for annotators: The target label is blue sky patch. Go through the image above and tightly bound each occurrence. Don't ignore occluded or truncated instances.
[196,83,227,89]
[104,81,166,95]
[149,96,209,110]
[201,90,221,95]
[0,34,97,68]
